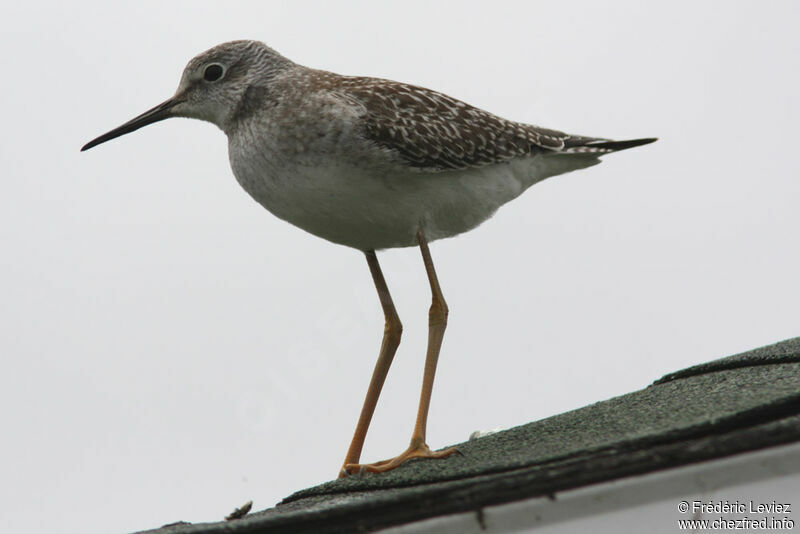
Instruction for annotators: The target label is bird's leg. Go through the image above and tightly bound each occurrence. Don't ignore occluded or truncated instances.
[342,229,458,476]
[339,251,403,478]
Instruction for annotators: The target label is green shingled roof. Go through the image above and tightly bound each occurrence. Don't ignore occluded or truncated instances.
[133,337,800,534]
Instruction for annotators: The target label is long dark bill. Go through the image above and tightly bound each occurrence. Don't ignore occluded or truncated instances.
[81,97,182,151]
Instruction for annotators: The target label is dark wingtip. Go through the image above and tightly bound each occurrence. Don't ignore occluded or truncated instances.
[591,137,658,152]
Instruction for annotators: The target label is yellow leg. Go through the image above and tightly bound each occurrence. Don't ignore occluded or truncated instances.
[339,251,403,477]
[342,229,458,476]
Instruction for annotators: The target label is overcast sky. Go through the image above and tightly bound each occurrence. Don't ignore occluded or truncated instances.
[2,2,799,533]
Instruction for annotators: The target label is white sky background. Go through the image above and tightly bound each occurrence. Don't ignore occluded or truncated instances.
[2,1,799,533]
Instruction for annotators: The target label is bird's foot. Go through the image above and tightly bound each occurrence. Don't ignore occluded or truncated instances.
[339,443,459,478]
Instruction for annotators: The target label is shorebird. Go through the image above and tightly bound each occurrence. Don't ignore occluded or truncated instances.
[82,40,655,477]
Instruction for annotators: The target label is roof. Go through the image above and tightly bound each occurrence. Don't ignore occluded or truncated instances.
[132,337,800,534]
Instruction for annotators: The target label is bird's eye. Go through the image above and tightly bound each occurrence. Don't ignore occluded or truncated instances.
[203,64,224,82]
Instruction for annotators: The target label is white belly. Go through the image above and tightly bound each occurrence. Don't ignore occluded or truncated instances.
[229,135,599,250]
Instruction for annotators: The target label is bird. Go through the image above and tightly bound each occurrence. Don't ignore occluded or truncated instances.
[82,40,655,478]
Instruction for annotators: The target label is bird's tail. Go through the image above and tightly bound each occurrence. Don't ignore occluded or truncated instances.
[558,137,657,155]
[523,135,655,189]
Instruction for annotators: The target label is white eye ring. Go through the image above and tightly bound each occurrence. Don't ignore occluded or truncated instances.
[203,63,225,82]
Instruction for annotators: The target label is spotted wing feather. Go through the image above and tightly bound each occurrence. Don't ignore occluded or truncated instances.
[337,78,572,171]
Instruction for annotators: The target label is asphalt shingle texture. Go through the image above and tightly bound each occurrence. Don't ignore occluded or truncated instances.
[132,337,800,534]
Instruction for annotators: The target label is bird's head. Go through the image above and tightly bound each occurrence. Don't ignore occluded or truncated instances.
[82,40,292,151]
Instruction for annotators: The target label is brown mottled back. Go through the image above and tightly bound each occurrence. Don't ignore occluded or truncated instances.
[325,75,574,171]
